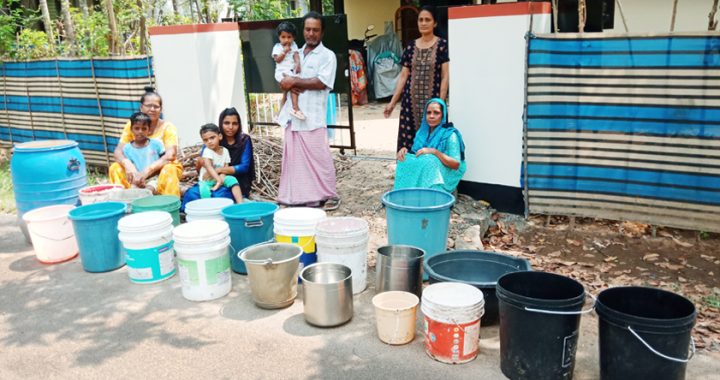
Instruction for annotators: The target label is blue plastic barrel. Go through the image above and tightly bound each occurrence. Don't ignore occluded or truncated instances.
[68,202,127,273]
[11,140,87,238]
[221,202,279,274]
[382,188,455,279]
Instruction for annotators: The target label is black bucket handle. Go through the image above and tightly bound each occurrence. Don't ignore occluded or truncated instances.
[524,292,596,316]
[627,326,695,363]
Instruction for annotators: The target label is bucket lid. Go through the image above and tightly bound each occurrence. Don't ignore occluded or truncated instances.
[221,202,279,220]
[173,220,229,244]
[22,204,75,223]
[68,202,127,221]
[274,207,326,226]
[316,217,369,238]
[118,211,173,233]
[422,282,484,309]
[381,188,455,212]
[132,195,181,210]
[186,198,234,215]
[14,139,78,152]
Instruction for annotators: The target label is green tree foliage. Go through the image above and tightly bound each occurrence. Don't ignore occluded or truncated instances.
[0,0,40,57]
[227,0,299,21]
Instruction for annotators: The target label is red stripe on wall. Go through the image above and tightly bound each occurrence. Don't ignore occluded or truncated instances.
[149,23,239,36]
[449,2,552,20]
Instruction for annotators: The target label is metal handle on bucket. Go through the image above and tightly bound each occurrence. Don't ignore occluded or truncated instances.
[524,292,596,316]
[244,219,264,228]
[627,326,695,363]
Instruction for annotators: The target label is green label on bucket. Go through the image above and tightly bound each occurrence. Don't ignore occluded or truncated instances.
[205,255,231,285]
[178,258,199,286]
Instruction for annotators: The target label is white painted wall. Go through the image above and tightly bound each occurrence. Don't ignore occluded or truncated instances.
[449,7,551,188]
[606,0,717,33]
[149,26,249,147]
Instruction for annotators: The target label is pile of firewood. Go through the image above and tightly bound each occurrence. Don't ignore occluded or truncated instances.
[179,135,354,200]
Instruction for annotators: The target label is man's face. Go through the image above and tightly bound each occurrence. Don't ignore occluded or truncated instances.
[303,18,322,47]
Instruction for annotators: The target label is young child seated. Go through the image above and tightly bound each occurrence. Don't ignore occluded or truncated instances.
[122,112,164,193]
[272,21,305,121]
[199,123,243,203]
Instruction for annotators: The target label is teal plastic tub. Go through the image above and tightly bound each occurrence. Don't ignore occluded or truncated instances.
[68,201,127,272]
[221,202,279,274]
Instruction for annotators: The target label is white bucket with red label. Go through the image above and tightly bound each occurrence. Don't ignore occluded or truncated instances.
[421,282,485,364]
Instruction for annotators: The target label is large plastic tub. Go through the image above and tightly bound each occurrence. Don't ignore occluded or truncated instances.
[424,250,532,325]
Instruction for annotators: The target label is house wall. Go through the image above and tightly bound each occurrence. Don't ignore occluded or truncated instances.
[344,0,401,40]
[491,0,716,33]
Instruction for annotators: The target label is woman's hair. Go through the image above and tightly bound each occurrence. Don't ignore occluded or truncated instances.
[277,21,297,37]
[419,5,438,22]
[199,123,221,136]
[218,107,242,137]
[140,86,162,106]
[129,112,151,126]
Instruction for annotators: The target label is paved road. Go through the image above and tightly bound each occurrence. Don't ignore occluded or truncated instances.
[0,214,717,379]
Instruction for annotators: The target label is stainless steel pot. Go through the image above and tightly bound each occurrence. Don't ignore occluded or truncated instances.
[376,245,425,298]
[300,263,353,327]
[240,242,303,309]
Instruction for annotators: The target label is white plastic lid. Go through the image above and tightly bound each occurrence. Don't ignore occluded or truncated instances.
[173,220,229,244]
[185,198,234,215]
[118,211,173,233]
[316,217,369,238]
[274,207,327,226]
[422,282,484,309]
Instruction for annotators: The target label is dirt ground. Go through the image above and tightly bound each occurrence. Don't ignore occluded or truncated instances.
[331,152,720,353]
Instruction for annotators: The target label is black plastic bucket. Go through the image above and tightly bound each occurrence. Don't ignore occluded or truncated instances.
[497,271,590,380]
[595,287,696,380]
[425,250,531,325]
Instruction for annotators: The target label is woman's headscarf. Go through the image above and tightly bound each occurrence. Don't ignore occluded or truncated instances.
[411,98,465,161]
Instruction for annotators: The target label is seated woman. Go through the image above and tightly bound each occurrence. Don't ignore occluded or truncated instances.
[394,98,466,193]
[181,107,256,210]
[110,87,183,196]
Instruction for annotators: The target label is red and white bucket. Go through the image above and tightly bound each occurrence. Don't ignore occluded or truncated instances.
[79,184,124,205]
[421,282,485,364]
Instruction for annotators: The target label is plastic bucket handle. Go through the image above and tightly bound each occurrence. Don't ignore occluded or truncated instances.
[524,292,597,316]
[30,231,75,242]
[627,326,695,363]
[245,219,264,228]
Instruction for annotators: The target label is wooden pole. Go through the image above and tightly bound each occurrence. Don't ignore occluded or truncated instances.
[616,0,629,32]
[670,0,679,32]
[710,0,719,31]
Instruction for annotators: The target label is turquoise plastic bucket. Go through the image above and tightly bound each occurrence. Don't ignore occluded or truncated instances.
[382,188,455,280]
[68,202,127,273]
[221,202,279,274]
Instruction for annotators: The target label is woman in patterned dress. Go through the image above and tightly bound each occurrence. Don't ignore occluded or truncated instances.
[384,5,449,158]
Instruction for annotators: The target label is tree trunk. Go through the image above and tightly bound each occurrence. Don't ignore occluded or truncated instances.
[105,0,120,55]
[78,0,89,18]
[137,0,147,54]
[60,0,76,53]
[38,0,55,44]
[171,0,179,16]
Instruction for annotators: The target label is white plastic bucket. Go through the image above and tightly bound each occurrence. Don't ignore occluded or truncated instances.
[22,204,78,263]
[315,217,369,294]
[107,188,153,212]
[173,220,232,301]
[118,211,175,284]
[274,207,327,274]
[185,198,234,222]
[79,184,124,205]
[371,291,419,345]
[421,282,485,364]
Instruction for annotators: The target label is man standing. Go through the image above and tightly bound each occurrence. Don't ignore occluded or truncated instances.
[277,11,340,210]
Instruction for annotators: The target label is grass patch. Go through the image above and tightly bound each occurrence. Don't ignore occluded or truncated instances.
[0,159,14,214]
[704,292,720,309]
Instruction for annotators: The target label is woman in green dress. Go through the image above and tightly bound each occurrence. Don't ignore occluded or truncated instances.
[394,98,466,193]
